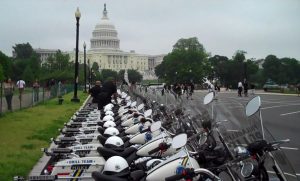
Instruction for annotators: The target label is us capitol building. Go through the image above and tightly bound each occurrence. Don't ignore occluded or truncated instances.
[66,4,163,80]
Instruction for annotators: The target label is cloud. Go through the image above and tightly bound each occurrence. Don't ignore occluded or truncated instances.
[0,0,299,60]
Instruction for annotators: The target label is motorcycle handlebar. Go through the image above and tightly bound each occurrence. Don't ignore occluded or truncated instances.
[165,174,184,181]
[165,168,220,181]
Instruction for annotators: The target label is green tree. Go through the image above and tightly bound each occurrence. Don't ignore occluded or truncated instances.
[101,69,117,81]
[155,37,209,83]
[13,43,34,59]
[128,69,143,83]
[22,66,34,83]
[92,62,100,72]
[262,55,281,83]
[0,64,4,81]
[117,70,125,82]
[0,51,13,78]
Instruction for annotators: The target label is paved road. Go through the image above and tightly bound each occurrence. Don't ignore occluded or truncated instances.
[138,89,300,179]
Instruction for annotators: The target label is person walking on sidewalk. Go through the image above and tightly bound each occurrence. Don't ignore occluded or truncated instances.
[238,81,243,97]
[16,79,26,100]
[243,79,248,97]
[33,79,40,102]
[3,78,14,111]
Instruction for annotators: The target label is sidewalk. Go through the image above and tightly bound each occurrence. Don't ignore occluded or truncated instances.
[0,91,49,113]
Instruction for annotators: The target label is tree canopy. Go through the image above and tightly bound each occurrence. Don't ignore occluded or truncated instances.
[155,37,210,84]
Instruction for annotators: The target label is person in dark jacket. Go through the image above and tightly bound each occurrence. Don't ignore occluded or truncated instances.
[243,79,248,97]
[89,81,102,103]
[97,79,117,110]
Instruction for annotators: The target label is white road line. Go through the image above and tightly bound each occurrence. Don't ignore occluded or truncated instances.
[267,171,299,177]
[227,129,240,132]
[280,147,299,150]
[261,103,300,110]
[280,110,300,116]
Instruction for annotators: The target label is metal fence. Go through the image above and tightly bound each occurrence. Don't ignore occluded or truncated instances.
[0,83,74,114]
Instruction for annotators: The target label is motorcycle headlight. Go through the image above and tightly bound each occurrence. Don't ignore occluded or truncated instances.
[241,162,254,178]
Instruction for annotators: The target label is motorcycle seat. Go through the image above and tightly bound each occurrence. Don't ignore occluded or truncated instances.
[97,146,137,160]
[51,148,72,154]
[63,128,80,132]
[59,137,76,142]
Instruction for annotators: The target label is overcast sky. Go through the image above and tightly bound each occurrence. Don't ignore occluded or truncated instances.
[0,0,299,60]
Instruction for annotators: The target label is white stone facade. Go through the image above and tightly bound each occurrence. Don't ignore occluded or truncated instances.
[68,4,150,75]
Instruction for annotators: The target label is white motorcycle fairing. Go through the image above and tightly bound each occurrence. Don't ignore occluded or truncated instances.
[136,133,177,157]
[51,157,105,180]
[129,129,161,144]
[146,150,200,181]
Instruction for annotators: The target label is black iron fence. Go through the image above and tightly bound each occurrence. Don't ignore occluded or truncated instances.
[0,83,74,114]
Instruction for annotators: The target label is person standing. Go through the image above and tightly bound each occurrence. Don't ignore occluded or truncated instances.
[16,79,26,100]
[243,79,248,97]
[3,78,14,111]
[89,80,102,103]
[96,79,117,110]
[238,81,243,97]
[33,79,40,102]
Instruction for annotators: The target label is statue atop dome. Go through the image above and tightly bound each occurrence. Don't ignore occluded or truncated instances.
[102,3,108,20]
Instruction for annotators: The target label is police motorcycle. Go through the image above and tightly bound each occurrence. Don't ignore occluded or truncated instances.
[40,107,132,179]
[92,133,201,181]
[195,92,299,181]
[221,96,298,181]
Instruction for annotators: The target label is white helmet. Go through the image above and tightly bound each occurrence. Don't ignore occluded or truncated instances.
[103,156,128,174]
[104,127,119,136]
[103,120,116,128]
[105,110,114,116]
[102,115,114,122]
[104,104,114,112]
[105,136,124,147]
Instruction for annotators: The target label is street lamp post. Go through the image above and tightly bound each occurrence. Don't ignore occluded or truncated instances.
[83,42,87,93]
[71,7,81,102]
[88,59,91,90]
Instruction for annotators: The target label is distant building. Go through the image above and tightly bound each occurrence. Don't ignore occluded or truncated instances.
[23,4,165,80]
[255,59,264,69]
[34,48,59,64]
[68,4,165,80]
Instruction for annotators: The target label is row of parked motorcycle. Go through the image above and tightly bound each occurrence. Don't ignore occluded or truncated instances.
[29,89,296,181]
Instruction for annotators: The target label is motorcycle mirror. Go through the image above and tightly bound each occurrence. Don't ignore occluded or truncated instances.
[144,109,152,118]
[172,134,187,149]
[245,96,261,117]
[121,93,127,99]
[198,132,208,146]
[241,162,254,178]
[126,96,131,101]
[131,101,137,107]
[203,92,214,105]
[150,121,161,132]
[137,104,144,111]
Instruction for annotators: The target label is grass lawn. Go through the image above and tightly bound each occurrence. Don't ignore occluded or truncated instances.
[0,91,88,180]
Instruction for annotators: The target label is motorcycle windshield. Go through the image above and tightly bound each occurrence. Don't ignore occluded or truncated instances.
[216,106,299,181]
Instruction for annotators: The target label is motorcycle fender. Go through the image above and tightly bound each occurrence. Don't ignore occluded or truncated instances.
[125,123,140,134]
[121,117,134,127]
[129,132,146,144]
[146,157,200,181]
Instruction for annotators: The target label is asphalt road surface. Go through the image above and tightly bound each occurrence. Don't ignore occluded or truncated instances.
[139,88,300,179]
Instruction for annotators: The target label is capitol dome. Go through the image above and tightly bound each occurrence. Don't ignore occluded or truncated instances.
[90,4,121,52]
